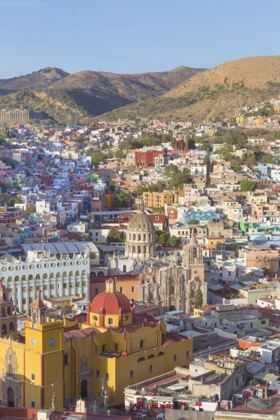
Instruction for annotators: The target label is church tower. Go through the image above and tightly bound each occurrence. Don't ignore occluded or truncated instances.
[25,290,64,410]
[183,229,204,282]
[0,281,17,337]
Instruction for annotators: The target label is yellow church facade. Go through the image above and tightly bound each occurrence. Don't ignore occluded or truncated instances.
[0,279,193,410]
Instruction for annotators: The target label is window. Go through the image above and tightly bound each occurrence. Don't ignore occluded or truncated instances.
[120,286,123,294]
[140,340,144,350]
[157,352,164,357]
[95,288,98,296]
[130,370,133,378]
[108,317,114,326]
[148,354,155,359]
[31,373,36,381]
[123,265,126,273]
[131,286,135,293]
[150,365,153,373]
[31,401,35,408]
[106,373,109,381]
[102,344,106,353]
[186,351,189,359]
[114,342,118,351]
[64,354,69,366]
[173,355,177,362]
[138,357,145,363]
[96,370,100,378]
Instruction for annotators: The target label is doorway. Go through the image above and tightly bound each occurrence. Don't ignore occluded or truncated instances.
[81,380,87,399]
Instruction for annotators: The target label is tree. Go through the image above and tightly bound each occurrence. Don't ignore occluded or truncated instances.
[230,158,242,172]
[168,236,180,247]
[222,130,247,148]
[188,219,198,225]
[201,143,212,151]
[240,180,255,192]
[91,151,105,165]
[171,138,177,148]
[263,154,276,164]
[217,144,233,161]
[115,191,129,207]
[194,289,203,309]
[106,228,126,244]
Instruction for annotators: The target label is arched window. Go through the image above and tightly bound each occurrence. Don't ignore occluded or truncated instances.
[1,323,7,335]
[133,234,136,241]
[15,276,19,282]
[75,270,80,276]
[138,357,145,363]
[144,234,146,241]
[91,272,96,277]
[107,317,114,326]
[50,273,54,279]
[9,322,14,333]
[157,352,164,357]
[7,307,11,316]
[56,273,61,278]
[97,271,104,276]
[138,234,141,241]
[43,273,48,279]
[69,271,73,277]
[1,308,5,317]
[28,275,32,280]
[36,274,41,280]
[147,354,155,359]
[82,270,87,276]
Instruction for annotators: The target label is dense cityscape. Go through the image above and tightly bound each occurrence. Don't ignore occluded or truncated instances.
[1,1,280,420]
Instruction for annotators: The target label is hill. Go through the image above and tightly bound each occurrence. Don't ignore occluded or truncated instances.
[99,56,280,122]
[0,66,205,123]
[0,67,69,95]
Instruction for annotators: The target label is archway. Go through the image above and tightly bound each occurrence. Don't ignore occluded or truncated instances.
[2,324,7,335]
[81,379,87,399]
[7,387,14,407]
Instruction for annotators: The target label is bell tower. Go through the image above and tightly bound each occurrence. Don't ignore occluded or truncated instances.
[183,229,204,282]
[31,290,46,327]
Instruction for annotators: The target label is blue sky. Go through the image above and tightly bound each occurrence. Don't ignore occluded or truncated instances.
[0,0,279,78]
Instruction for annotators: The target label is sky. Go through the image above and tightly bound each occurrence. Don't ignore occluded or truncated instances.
[0,0,279,78]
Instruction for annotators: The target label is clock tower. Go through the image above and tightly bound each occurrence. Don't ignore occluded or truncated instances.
[25,290,65,410]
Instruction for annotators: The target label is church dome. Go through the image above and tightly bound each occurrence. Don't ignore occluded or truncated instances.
[127,210,155,233]
[125,200,156,261]
[89,278,131,314]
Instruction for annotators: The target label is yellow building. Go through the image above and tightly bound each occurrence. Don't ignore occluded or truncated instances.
[142,190,184,208]
[0,279,193,410]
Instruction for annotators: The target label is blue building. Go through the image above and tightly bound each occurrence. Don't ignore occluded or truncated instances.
[184,211,223,225]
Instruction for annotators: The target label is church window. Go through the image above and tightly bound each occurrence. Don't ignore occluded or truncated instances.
[173,355,177,362]
[147,354,155,359]
[138,357,145,363]
[123,265,127,273]
[96,370,100,378]
[31,373,36,381]
[120,287,123,293]
[102,344,106,353]
[93,316,98,321]
[131,286,135,293]
[157,352,164,357]
[64,354,69,365]
[106,373,109,381]
[130,370,133,378]
[31,401,35,408]
[138,234,141,240]
[171,286,175,295]
[186,351,189,358]
[150,365,153,373]
[140,340,144,349]
[108,317,114,326]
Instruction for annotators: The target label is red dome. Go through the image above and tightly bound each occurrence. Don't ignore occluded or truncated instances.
[89,291,132,314]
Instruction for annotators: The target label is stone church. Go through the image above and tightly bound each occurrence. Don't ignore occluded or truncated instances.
[107,201,207,314]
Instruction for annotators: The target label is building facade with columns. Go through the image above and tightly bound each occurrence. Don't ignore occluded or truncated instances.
[0,249,90,314]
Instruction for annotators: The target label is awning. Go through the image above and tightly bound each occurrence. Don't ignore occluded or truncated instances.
[254,372,280,382]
